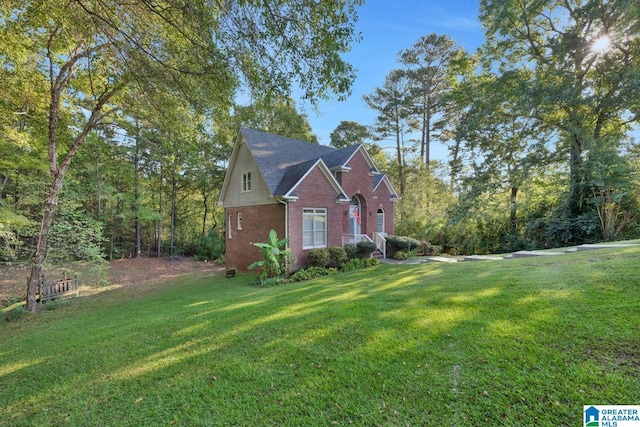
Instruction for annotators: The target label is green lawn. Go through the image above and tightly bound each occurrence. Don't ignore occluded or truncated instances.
[1,248,639,426]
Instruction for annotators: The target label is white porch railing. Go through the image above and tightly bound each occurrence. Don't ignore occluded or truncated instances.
[374,232,387,259]
[342,233,387,259]
[342,234,374,246]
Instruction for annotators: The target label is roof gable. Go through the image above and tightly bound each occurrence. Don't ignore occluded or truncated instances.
[220,128,395,205]
[277,159,349,202]
[240,128,334,195]
[320,144,360,170]
[374,173,401,201]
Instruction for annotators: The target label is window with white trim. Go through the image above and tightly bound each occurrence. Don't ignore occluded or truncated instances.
[303,208,327,249]
[227,214,232,239]
[376,209,384,233]
[237,212,243,230]
[242,172,252,192]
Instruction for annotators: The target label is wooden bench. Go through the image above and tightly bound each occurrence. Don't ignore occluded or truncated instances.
[38,273,79,303]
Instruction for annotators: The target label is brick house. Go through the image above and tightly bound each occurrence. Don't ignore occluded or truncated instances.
[218,128,399,272]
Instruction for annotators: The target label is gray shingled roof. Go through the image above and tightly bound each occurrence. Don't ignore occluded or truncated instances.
[373,173,400,200]
[273,158,319,197]
[320,144,361,170]
[373,173,385,189]
[241,128,358,197]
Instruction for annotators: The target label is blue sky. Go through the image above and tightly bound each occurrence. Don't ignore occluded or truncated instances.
[302,0,486,160]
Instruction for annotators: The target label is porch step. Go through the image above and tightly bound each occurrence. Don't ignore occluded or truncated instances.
[372,250,384,259]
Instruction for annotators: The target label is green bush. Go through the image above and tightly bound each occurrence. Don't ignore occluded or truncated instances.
[356,241,377,258]
[344,244,357,260]
[253,277,287,288]
[327,246,347,268]
[364,257,380,267]
[288,266,338,282]
[393,250,409,260]
[48,202,106,263]
[0,304,28,324]
[341,257,379,272]
[386,235,420,258]
[307,248,330,267]
[195,229,225,261]
[418,241,442,256]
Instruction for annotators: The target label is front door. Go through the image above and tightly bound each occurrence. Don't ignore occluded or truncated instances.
[349,196,362,236]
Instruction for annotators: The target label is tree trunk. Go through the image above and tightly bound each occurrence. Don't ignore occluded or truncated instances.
[170,173,177,256]
[449,137,462,193]
[510,186,518,235]
[201,192,209,237]
[134,120,142,258]
[395,125,405,197]
[0,175,8,199]
[420,109,426,166]
[26,177,63,312]
[568,132,585,217]
[425,108,431,170]
[26,40,120,312]
[95,153,102,217]
[156,167,163,258]
[135,216,142,258]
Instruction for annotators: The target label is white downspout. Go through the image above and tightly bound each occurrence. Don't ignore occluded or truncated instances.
[278,198,289,264]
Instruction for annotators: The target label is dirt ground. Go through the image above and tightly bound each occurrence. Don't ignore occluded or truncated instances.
[0,257,224,307]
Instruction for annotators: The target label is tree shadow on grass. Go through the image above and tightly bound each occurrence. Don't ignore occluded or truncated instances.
[1,249,639,425]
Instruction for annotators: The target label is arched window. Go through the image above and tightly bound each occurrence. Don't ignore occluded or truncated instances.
[376,208,384,233]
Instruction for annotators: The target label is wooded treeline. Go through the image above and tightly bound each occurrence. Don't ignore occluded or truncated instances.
[1,0,639,292]
[352,0,640,255]
[0,94,315,262]
[0,0,360,311]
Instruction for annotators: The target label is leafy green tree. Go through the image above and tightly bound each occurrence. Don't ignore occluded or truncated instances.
[480,0,640,238]
[363,70,418,196]
[0,24,49,200]
[399,33,461,168]
[330,120,371,148]
[456,70,553,236]
[395,160,455,239]
[2,0,362,311]
[438,50,479,192]
[234,96,318,143]
[585,141,639,241]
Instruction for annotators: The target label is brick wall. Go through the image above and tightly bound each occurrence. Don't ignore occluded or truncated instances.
[340,149,395,237]
[225,149,396,273]
[225,204,285,272]
[373,182,396,236]
[287,165,347,269]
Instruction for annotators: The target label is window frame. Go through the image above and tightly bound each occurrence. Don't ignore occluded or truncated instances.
[237,212,243,230]
[302,208,327,249]
[376,208,385,233]
[242,171,252,193]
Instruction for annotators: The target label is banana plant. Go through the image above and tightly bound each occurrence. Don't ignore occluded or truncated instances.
[248,229,291,280]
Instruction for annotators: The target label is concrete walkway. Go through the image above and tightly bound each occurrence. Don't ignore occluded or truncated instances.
[380,242,640,264]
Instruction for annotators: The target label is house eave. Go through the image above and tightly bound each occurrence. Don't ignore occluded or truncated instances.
[331,165,352,173]
[336,194,350,204]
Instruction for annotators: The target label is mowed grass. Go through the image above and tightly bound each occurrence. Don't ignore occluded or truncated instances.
[1,248,639,426]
